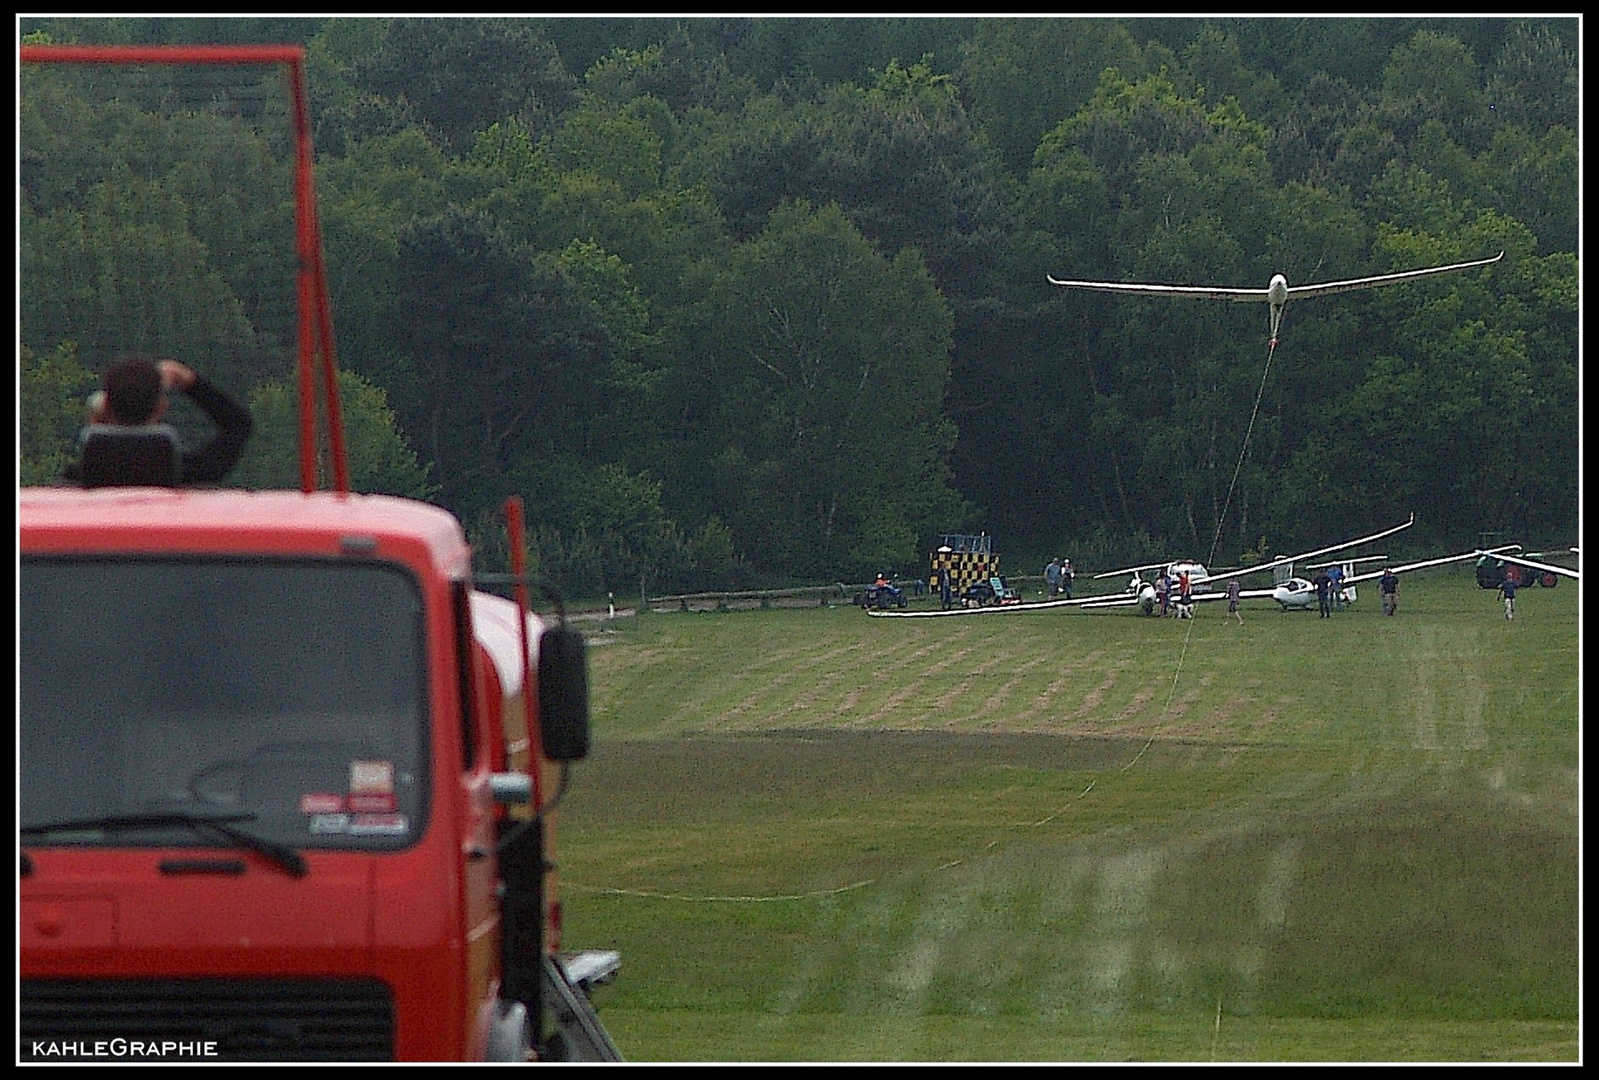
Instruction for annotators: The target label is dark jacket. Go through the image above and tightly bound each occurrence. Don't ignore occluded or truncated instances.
[66,374,253,487]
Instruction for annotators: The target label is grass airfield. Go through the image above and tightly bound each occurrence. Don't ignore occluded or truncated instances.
[557,568,1578,1061]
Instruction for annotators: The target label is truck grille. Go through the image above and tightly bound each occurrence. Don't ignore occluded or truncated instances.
[21,978,394,1061]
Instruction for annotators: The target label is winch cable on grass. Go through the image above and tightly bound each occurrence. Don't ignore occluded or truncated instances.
[914,339,1285,849]
[562,879,877,903]
[1121,335,1279,777]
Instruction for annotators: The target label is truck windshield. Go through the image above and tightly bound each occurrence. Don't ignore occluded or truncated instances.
[21,558,429,852]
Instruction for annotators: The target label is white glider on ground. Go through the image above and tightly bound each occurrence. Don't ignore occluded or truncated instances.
[1262,544,1523,611]
[1083,515,1416,614]
[1048,252,1503,346]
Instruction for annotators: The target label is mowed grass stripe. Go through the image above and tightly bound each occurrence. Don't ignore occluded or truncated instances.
[598,598,1485,741]
[564,569,1576,1060]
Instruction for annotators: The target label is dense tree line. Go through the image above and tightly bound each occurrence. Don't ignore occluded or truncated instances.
[20,17,1577,593]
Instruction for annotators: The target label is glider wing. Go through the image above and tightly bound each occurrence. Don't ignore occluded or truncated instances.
[1046,276,1267,302]
[1285,253,1503,300]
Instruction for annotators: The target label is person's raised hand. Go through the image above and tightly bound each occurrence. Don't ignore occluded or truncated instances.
[158,360,197,392]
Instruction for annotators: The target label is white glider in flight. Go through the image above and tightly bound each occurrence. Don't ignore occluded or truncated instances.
[1048,252,1503,346]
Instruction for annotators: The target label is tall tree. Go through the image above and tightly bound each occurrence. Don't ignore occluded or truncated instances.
[691,200,964,576]
[20,342,96,486]
[393,207,612,522]
[353,17,578,154]
[713,57,1008,303]
[21,182,258,387]
[957,18,1144,176]
[231,369,437,499]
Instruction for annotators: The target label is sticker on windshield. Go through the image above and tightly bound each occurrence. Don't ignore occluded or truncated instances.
[309,813,350,834]
[347,791,397,813]
[349,813,408,836]
[351,760,395,794]
[299,792,347,815]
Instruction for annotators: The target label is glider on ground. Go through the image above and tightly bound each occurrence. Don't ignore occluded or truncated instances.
[1260,544,1523,611]
[1080,515,1416,615]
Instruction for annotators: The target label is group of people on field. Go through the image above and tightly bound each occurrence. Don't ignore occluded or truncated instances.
[1043,557,1074,600]
[1151,569,1196,620]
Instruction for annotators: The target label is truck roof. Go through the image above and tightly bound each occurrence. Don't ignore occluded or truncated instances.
[20,486,473,579]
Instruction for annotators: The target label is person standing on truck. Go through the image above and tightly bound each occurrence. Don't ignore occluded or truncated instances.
[65,354,253,487]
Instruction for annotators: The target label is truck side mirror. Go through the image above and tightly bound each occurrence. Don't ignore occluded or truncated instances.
[538,626,590,761]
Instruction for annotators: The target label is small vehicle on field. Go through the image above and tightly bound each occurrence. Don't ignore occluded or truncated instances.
[855,578,907,609]
[962,576,1021,607]
[1476,552,1557,589]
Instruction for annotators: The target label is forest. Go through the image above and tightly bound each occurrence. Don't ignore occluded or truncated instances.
[19,17,1579,595]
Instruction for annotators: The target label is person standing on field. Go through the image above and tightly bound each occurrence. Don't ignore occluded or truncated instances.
[1313,567,1332,619]
[1226,577,1242,624]
[1499,574,1517,620]
[1380,568,1399,616]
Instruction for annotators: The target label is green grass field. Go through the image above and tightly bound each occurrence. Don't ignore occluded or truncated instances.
[555,567,1578,1061]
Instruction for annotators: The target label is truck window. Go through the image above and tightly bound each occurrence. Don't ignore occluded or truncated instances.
[21,557,429,852]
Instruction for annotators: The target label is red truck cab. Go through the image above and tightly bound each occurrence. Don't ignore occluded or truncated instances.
[20,486,617,1061]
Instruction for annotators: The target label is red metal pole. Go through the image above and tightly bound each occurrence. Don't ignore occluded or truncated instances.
[285,56,350,495]
[21,44,305,65]
[503,497,546,811]
[295,157,319,494]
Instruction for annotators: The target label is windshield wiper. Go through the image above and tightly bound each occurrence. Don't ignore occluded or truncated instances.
[21,812,307,878]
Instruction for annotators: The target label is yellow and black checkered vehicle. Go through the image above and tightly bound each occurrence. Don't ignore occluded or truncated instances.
[928,534,1000,598]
